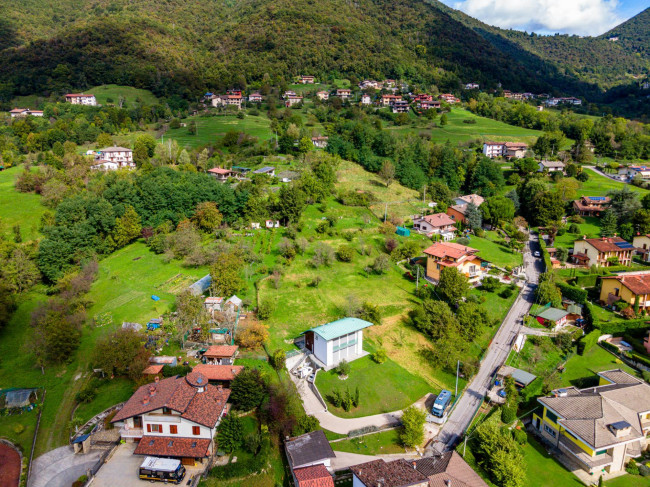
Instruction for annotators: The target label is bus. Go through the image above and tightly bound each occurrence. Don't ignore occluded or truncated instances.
[139,457,186,484]
[432,389,452,418]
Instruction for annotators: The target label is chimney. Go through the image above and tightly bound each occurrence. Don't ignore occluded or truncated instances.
[217,384,223,391]
[142,394,150,405]
[155,376,159,383]
[149,385,157,396]
[445,480,452,487]
[412,461,417,469]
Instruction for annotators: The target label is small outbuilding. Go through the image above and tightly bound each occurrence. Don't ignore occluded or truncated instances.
[301,317,373,370]
[535,307,569,330]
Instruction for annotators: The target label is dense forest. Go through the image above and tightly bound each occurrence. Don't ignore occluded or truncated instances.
[0,0,647,114]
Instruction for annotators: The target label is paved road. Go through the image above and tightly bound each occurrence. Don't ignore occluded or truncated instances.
[430,232,544,454]
[28,445,104,487]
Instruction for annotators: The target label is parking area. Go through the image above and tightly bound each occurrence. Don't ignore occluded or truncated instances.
[93,443,205,487]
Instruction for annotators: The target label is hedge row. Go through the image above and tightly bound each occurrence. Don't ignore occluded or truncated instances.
[597,319,649,335]
[538,237,551,273]
[573,274,599,288]
[557,281,587,304]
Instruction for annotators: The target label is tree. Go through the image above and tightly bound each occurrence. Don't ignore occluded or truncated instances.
[311,243,335,267]
[3,248,40,293]
[536,273,562,307]
[373,254,390,274]
[92,329,150,379]
[217,414,243,453]
[411,299,459,340]
[192,201,223,232]
[257,300,275,320]
[297,136,312,161]
[337,244,355,262]
[230,368,267,410]
[112,206,141,248]
[438,267,469,304]
[210,251,245,297]
[96,133,113,148]
[456,301,490,339]
[481,196,515,225]
[276,185,306,224]
[133,134,156,165]
[379,160,395,187]
[464,202,482,230]
[173,290,209,345]
[554,178,579,201]
[470,158,505,197]
[237,321,269,349]
[529,191,564,226]
[400,406,426,447]
[600,211,618,237]
[513,158,538,176]
[440,114,448,126]
[608,186,641,225]
[271,349,286,371]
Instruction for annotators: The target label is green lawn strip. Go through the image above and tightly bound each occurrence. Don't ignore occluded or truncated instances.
[322,429,348,441]
[561,345,636,388]
[314,355,431,418]
[73,378,134,425]
[461,231,522,267]
[0,166,47,241]
[330,428,404,455]
[0,410,38,454]
[164,114,273,150]
[89,84,159,108]
[553,217,602,249]
[605,474,650,486]
[520,434,584,487]
[579,170,649,195]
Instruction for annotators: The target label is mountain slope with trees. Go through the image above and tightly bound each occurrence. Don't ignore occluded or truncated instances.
[601,7,650,58]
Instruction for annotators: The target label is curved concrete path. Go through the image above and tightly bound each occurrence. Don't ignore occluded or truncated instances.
[291,373,432,434]
[28,445,103,487]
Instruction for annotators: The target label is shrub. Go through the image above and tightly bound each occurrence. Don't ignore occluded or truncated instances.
[270,349,286,371]
[371,349,387,364]
[481,276,501,292]
[639,463,650,476]
[627,459,640,475]
[257,300,275,320]
[457,237,470,246]
[337,244,355,262]
[512,428,527,445]
[336,359,351,376]
[501,404,517,424]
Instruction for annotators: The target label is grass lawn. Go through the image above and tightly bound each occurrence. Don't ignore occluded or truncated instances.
[89,84,158,108]
[606,474,650,486]
[0,408,39,454]
[579,169,649,196]
[73,378,134,425]
[553,217,602,249]
[0,166,47,241]
[520,434,584,487]
[506,338,564,377]
[165,113,273,149]
[461,231,523,267]
[387,108,543,146]
[315,355,431,418]
[330,428,404,455]
[561,345,636,388]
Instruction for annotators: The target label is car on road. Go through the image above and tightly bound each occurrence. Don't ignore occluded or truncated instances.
[307,373,316,383]
[533,251,540,257]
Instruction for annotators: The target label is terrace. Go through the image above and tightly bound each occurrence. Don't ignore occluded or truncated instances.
[557,436,613,469]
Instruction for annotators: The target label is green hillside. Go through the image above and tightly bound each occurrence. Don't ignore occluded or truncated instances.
[90,84,158,108]
[601,7,650,58]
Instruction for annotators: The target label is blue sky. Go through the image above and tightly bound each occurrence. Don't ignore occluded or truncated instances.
[439,0,649,36]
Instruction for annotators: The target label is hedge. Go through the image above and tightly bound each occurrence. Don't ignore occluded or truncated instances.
[574,274,599,288]
[556,282,587,304]
[599,319,649,335]
[538,238,551,273]
[627,351,650,368]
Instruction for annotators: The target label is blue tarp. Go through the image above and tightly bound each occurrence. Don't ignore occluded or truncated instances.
[151,295,161,301]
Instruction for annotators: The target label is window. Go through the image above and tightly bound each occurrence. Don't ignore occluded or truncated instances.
[147,424,162,433]
[596,450,608,456]
[192,426,200,436]
[170,425,178,435]
[162,407,172,415]
[545,410,558,424]
[543,424,557,438]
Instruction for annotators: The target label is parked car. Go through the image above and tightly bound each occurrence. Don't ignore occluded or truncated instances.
[308,373,316,383]
[533,251,540,257]
[497,389,507,398]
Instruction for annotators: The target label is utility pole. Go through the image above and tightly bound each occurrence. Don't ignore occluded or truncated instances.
[416,265,420,290]
[384,202,388,222]
[455,360,460,396]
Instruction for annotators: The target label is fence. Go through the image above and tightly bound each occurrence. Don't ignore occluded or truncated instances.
[26,389,45,486]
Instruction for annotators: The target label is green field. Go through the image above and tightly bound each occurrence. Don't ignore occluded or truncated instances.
[0,166,47,241]
[462,231,523,267]
[165,114,273,150]
[387,108,544,145]
[315,355,431,418]
[89,84,159,108]
[579,169,649,195]
[553,217,602,249]
[561,345,636,388]
[73,378,134,425]
[330,428,404,454]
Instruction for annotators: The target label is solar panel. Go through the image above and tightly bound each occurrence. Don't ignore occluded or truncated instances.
[589,196,606,201]
[615,242,634,249]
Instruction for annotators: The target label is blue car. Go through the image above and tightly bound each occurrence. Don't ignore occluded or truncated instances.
[497,389,507,398]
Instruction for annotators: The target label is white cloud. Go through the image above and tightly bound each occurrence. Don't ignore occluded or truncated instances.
[451,0,624,36]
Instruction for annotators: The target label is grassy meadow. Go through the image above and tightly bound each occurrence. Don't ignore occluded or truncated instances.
[89,84,158,108]
[0,166,47,242]
[330,428,404,455]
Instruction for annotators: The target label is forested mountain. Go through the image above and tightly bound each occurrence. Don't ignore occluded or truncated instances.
[0,0,647,107]
[601,7,650,58]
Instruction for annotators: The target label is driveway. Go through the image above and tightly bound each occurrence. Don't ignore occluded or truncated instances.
[92,443,204,487]
[430,232,543,453]
[29,446,103,487]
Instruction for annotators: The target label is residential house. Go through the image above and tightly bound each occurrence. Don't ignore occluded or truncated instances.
[316,91,330,101]
[111,373,230,466]
[150,356,177,367]
[600,271,650,312]
[439,93,460,104]
[9,108,44,117]
[538,160,566,174]
[248,93,263,103]
[412,213,457,239]
[204,296,224,312]
[454,194,485,208]
[266,220,280,228]
[336,89,352,100]
[285,94,303,107]
[191,364,244,387]
[572,196,611,217]
[301,317,372,369]
[618,165,650,181]
[360,94,372,105]
[447,195,484,225]
[534,307,570,330]
[202,345,238,365]
[358,80,381,90]
[350,459,429,487]
[482,142,528,159]
[91,146,135,170]
[65,94,97,105]
[391,100,410,113]
[383,79,396,89]
[207,167,239,182]
[414,451,488,487]
[423,242,488,283]
[212,94,242,109]
[532,369,650,476]
[253,166,275,177]
[572,237,633,267]
[633,234,650,262]
[482,141,506,158]
[380,94,402,107]
[142,364,164,378]
[311,136,329,148]
[413,94,433,103]
[293,465,334,487]
[464,83,480,89]
[285,430,336,485]
[418,100,441,110]
[300,76,315,84]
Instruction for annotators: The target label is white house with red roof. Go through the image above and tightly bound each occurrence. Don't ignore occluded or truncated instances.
[207,167,239,182]
[212,93,242,109]
[111,372,230,465]
[65,93,97,106]
[412,213,457,239]
[424,242,489,283]
[91,147,135,171]
[9,108,44,118]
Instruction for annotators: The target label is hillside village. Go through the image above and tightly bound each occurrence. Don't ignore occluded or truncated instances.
[0,69,649,487]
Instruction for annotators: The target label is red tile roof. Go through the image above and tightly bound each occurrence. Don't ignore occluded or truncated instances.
[208,167,234,175]
[192,364,244,381]
[602,272,650,296]
[111,375,230,428]
[65,93,94,97]
[351,459,427,487]
[582,236,629,253]
[424,242,478,260]
[419,213,455,228]
[142,364,164,375]
[134,436,211,458]
[203,345,238,358]
[293,465,335,487]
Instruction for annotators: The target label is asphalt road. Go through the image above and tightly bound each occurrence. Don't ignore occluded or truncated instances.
[430,232,544,454]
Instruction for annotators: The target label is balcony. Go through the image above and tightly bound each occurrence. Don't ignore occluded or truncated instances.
[119,427,144,439]
[558,436,612,469]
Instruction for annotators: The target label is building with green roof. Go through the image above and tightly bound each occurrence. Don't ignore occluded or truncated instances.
[302,317,373,369]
